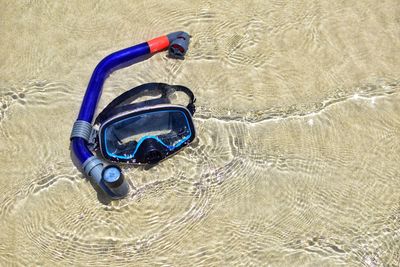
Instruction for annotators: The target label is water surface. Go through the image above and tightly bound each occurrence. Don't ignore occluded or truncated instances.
[0,1,399,266]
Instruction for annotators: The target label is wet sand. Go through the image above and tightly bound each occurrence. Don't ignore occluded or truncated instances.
[0,1,399,266]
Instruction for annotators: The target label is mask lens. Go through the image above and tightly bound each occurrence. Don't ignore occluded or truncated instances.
[103,110,192,160]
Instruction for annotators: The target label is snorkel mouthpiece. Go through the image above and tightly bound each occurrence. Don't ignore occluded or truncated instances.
[82,156,128,199]
[102,165,129,197]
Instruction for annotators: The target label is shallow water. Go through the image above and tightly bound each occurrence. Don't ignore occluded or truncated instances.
[1,1,400,266]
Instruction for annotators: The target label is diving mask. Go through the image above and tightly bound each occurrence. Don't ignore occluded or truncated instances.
[94,83,196,164]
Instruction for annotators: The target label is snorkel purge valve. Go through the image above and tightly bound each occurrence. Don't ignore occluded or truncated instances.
[70,32,193,199]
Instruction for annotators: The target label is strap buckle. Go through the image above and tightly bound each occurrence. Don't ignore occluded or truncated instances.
[87,128,99,150]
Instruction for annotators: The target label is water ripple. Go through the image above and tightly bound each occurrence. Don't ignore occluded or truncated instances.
[1,1,400,266]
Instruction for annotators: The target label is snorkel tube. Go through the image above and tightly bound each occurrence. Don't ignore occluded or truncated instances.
[70,32,190,199]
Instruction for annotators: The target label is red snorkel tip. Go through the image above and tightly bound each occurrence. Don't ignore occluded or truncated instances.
[147,35,170,53]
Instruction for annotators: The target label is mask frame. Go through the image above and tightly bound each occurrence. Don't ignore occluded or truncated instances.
[98,104,196,164]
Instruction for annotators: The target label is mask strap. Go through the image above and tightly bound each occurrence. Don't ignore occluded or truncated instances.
[167,85,196,115]
[95,83,196,125]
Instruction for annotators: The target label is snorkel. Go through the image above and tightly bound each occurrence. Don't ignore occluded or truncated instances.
[70,32,191,199]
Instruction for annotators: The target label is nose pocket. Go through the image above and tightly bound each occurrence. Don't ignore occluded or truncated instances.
[145,150,163,164]
[135,138,168,164]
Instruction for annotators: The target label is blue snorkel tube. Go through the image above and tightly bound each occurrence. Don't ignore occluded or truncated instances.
[70,32,191,199]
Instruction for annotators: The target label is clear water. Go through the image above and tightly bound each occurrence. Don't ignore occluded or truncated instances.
[0,1,399,266]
